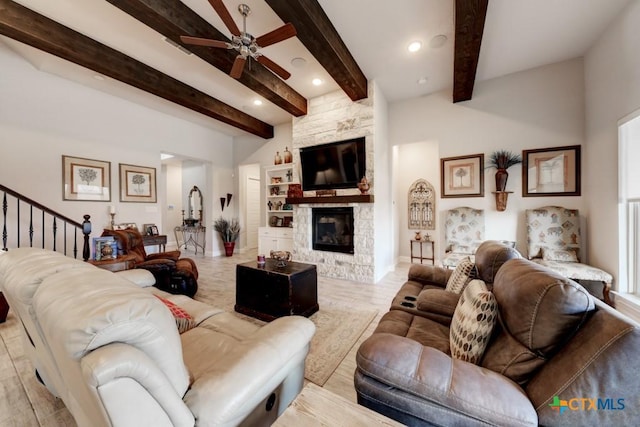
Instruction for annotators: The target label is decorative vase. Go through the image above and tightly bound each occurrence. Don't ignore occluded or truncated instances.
[283,146,292,163]
[223,242,235,257]
[495,168,509,192]
[414,231,422,241]
[357,176,370,194]
[274,151,282,165]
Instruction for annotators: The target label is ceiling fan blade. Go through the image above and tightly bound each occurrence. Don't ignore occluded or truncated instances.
[230,56,246,79]
[256,55,291,80]
[180,36,228,49]
[208,0,240,36]
[255,23,296,48]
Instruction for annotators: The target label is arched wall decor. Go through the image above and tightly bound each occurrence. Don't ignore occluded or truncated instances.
[408,179,436,230]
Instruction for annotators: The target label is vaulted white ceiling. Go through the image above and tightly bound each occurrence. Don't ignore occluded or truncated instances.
[1,0,633,137]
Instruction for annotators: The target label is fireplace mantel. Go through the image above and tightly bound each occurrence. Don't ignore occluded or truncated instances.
[285,195,374,204]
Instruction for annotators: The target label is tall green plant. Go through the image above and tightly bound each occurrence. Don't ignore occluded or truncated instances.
[213,217,240,243]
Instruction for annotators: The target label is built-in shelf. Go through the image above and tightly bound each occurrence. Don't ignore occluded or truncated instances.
[285,194,374,204]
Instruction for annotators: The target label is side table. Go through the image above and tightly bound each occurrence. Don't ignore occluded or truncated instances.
[174,225,206,254]
[142,234,167,252]
[88,254,137,272]
[410,239,435,265]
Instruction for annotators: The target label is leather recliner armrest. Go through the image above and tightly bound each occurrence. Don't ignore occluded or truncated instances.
[82,343,195,427]
[407,264,451,288]
[146,251,181,262]
[183,316,316,426]
[356,333,537,426]
[416,289,460,319]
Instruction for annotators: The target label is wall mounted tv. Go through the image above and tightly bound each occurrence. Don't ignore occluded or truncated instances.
[299,137,366,191]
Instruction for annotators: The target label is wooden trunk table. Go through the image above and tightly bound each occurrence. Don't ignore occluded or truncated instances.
[235,259,318,321]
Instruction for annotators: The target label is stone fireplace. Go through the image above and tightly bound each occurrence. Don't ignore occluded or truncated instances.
[290,86,381,283]
[312,207,354,254]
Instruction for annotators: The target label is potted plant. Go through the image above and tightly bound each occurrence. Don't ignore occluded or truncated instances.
[487,150,522,191]
[213,217,240,256]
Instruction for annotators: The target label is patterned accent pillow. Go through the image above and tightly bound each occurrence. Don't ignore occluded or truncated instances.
[450,280,498,365]
[542,248,579,262]
[445,257,475,294]
[154,295,196,333]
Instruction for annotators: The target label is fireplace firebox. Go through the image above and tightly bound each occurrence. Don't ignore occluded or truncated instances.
[312,207,354,254]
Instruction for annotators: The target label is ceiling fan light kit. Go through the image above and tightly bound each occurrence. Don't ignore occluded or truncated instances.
[180,1,296,80]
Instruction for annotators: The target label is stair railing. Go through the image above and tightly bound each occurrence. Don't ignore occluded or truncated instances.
[1,184,91,260]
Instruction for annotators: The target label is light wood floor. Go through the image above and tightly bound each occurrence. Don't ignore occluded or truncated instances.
[0,248,410,426]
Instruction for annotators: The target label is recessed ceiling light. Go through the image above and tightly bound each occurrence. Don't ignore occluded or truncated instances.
[417,77,428,85]
[407,41,422,52]
[160,153,174,160]
[253,99,263,106]
[312,78,323,86]
[291,57,307,68]
[430,34,448,49]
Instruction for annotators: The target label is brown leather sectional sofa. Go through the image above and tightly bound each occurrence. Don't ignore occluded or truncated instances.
[355,241,640,426]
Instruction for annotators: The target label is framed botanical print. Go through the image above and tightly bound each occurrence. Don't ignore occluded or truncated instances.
[522,145,581,196]
[440,154,484,198]
[119,163,157,203]
[62,155,111,201]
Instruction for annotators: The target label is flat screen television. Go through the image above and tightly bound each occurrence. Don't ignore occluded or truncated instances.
[299,137,366,191]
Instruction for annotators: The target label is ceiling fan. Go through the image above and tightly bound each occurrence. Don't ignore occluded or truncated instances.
[180,0,296,80]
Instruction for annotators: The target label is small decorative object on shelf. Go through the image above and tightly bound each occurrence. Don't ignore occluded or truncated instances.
[357,176,370,195]
[316,189,337,197]
[286,169,293,182]
[287,184,303,198]
[257,254,266,267]
[283,146,292,163]
[267,200,273,210]
[274,151,282,165]
[414,231,422,241]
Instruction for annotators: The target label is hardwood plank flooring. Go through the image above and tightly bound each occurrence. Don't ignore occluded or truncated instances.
[0,248,409,426]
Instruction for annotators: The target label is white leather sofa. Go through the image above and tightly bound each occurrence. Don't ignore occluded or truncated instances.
[0,248,315,426]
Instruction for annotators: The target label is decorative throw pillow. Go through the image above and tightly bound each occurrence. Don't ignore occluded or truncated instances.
[445,257,475,294]
[450,280,498,365]
[542,248,579,262]
[154,295,195,333]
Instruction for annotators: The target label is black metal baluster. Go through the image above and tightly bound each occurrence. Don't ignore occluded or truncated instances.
[29,205,34,247]
[41,210,45,248]
[52,216,57,251]
[73,227,78,259]
[2,192,7,251]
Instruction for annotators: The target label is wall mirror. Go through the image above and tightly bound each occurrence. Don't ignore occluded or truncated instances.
[187,185,203,225]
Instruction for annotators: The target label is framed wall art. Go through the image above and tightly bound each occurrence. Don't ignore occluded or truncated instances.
[522,145,581,196]
[119,163,157,203]
[62,155,111,201]
[440,154,484,198]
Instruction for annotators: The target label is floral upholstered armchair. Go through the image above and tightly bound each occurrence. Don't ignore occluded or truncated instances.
[442,207,485,269]
[525,206,613,305]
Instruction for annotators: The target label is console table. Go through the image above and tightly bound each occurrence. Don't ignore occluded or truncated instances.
[142,234,167,252]
[174,225,206,254]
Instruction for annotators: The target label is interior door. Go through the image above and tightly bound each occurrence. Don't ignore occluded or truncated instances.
[246,176,260,249]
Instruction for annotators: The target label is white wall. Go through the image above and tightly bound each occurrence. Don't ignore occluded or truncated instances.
[390,58,587,260]
[584,0,640,292]
[0,42,234,247]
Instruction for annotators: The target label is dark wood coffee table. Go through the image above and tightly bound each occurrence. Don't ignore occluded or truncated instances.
[235,259,318,321]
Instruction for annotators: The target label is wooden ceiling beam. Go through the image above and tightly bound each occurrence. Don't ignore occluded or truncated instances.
[453,0,489,103]
[106,0,307,117]
[0,0,273,138]
[266,0,368,101]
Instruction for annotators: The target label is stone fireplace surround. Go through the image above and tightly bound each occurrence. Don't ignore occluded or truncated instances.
[290,87,376,282]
